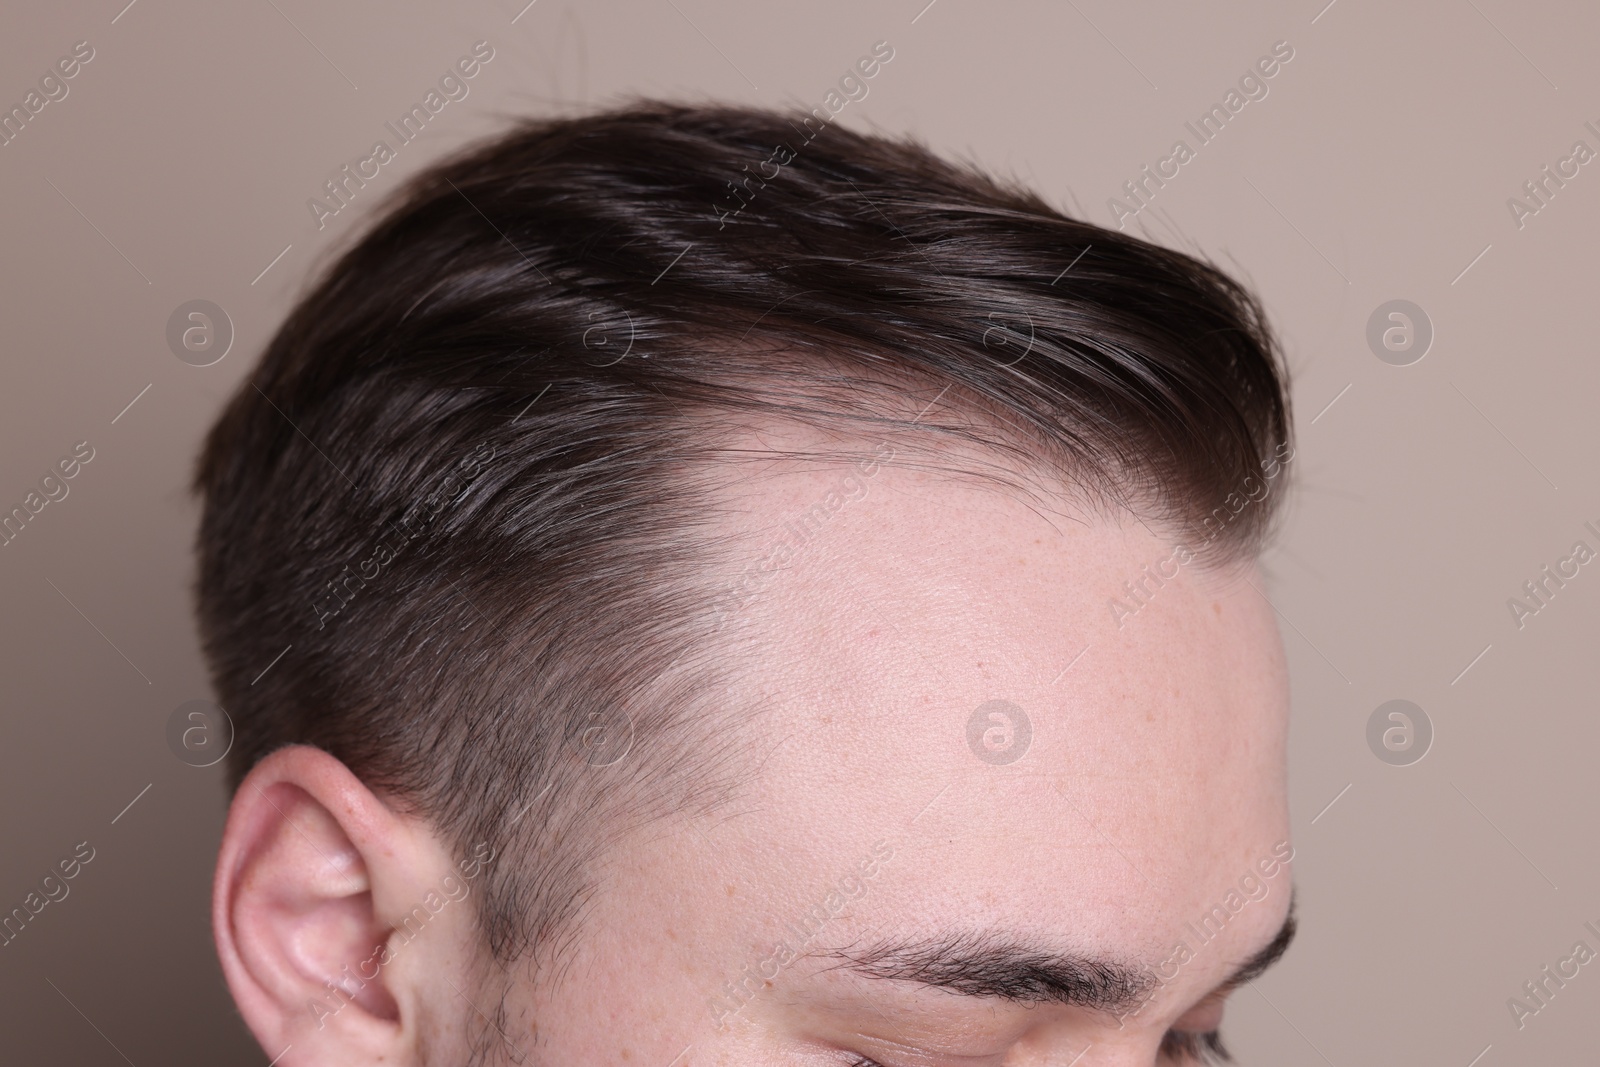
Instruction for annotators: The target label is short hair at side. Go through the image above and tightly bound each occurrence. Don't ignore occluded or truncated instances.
[192,101,1292,967]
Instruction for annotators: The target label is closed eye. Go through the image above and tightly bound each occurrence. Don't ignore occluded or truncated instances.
[849,1030,1230,1067]
[846,1026,1229,1067]
[1160,1027,1230,1064]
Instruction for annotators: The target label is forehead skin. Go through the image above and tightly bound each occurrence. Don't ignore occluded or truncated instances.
[510,441,1291,1066]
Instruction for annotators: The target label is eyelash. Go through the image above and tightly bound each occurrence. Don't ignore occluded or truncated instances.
[846,1028,1231,1067]
[1160,1028,1232,1065]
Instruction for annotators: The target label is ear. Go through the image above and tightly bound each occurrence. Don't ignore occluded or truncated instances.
[213,744,472,1065]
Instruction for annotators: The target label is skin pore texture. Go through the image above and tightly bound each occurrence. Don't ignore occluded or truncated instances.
[214,432,1293,1067]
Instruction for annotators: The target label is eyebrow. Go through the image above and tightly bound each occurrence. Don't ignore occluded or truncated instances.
[820,892,1298,1016]
[1215,894,1297,993]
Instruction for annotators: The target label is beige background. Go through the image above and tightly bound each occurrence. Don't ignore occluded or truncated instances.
[2,0,1596,1062]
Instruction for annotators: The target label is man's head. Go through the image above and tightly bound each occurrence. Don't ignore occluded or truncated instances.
[196,102,1295,1065]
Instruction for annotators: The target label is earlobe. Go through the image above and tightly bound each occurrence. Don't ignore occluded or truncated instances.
[213,745,415,1064]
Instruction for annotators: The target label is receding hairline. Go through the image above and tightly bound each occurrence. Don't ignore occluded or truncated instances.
[190,101,1293,979]
[670,354,1253,577]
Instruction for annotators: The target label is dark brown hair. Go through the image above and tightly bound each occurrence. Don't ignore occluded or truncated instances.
[193,101,1292,966]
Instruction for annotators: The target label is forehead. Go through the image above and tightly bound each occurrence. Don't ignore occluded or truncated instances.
[705,439,1290,963]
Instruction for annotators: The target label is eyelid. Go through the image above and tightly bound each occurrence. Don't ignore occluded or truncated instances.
[828,1029,1011,1067]
[1158,1027,1231,1065]
[1169,988,1228,1034]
